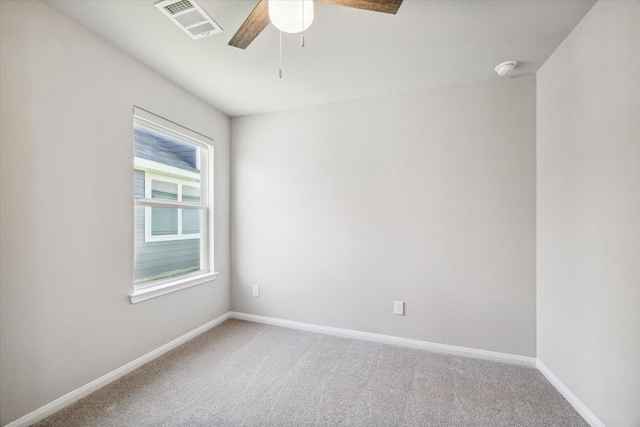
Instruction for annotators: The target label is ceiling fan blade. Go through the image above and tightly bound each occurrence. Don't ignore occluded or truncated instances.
[229,0,402,49]
[228,0,270,49]
[314,0,403,14]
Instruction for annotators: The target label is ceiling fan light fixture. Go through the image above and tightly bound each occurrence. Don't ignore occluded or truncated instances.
[268,0,314,34]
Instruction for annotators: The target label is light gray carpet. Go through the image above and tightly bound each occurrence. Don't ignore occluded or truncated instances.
[34,319,588,426]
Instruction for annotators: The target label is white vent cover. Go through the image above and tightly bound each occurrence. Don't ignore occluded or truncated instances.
[155,0,222,40]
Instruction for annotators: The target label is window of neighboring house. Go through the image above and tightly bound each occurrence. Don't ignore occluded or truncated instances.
[131,107,217,303]
[144,172,201,242]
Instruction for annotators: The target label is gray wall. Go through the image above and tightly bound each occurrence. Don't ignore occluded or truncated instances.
[0,1,231,425]
[231,75,537,357]
[537,1,640,426]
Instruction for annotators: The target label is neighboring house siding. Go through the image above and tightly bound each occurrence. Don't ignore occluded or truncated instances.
[134,169,200,280]
[134,169,145,198]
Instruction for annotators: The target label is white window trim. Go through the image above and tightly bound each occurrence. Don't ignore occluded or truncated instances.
[130,271,219,304]
[143,172,201,242]
[131,106,217,304]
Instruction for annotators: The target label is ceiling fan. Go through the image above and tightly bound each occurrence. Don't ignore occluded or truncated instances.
[228,0,404,49]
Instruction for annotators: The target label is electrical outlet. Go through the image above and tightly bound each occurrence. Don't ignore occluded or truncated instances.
[394,300,404,315]
[252,285,260,297]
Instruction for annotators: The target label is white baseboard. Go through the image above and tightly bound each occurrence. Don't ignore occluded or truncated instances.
[536,360,605,427]
[232,313,605,425]
[8,311,601,427]
[229,312,537,368]
[5,312,231,427]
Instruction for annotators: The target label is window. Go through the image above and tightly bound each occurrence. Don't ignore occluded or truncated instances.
[144,173,201,242]
[131,107,216,303]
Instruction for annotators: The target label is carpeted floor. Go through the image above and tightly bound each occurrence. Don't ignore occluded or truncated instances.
[34,319,588,426]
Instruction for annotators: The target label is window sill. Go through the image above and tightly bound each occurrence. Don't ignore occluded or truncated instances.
[129,271,219,304]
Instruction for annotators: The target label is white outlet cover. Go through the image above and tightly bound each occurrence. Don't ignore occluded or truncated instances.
[252,285,260,297]
[394,301,404,315]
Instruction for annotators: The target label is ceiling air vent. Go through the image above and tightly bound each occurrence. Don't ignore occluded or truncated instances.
[155,0,223,40]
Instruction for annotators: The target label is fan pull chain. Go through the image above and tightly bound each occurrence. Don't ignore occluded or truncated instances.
[279,30,283,79]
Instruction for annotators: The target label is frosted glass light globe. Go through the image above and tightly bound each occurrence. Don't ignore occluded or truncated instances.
[268,0,314,34]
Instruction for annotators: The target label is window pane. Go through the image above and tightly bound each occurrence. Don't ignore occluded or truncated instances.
[182,209,200,234]
[151,180,178,200]
[151,207,178,235]
[134,123,200,179]
[133,118,209,291]
[182,185,200,203]
[134,205,201,285]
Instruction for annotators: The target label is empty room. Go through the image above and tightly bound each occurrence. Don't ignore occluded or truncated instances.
[0,0,638,426]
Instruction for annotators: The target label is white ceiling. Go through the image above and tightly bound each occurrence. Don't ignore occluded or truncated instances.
[44,0,596,117]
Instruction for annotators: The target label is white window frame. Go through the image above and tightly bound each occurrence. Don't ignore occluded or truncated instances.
[143,172,201,242]
[131,106,217,304]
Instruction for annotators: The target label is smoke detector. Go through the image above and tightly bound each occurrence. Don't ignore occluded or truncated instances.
[155,0,223,40]
[495,61,517,76]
